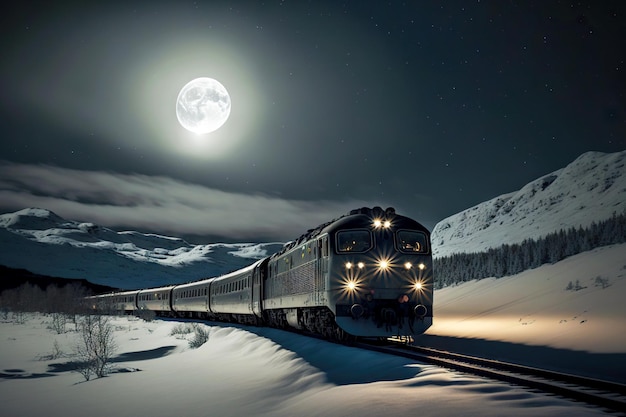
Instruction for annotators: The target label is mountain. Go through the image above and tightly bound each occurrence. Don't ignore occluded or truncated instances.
[432,151,626,258]
[2,151,624,289]
[0,208,284,290]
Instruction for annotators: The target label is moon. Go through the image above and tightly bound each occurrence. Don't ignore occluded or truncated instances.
[176,77,231,134]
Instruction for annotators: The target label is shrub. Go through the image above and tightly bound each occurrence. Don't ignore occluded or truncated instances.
[188,323,209,349]
[74,315,117,381]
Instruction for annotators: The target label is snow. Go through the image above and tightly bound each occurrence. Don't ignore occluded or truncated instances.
[0,314,611,417]
[2,244,624,416]
[433,151,626,257]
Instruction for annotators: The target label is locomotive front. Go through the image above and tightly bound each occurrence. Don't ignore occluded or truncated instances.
[328,207,433,337]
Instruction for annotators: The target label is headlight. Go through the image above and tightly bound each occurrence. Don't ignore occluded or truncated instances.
[414,281,423,290]
[373,219,392,228]
[346,261,366,269]
[418,263,426,270]
[345,281,357,291]
[378,260,389,270]
[404,262,412,270]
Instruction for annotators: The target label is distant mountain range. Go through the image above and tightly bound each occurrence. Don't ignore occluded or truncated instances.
[432,151,626,257]
[1,150,624,289]
[0,208,283,289]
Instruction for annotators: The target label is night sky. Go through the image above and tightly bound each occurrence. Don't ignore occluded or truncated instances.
[1,1,624,243]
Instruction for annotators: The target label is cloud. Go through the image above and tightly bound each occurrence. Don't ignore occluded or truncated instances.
[0,162,367,241]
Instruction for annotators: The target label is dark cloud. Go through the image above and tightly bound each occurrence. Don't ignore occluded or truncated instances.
[0,162,367,241]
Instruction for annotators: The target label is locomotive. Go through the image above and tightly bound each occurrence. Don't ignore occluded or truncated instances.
[89,207,433,341]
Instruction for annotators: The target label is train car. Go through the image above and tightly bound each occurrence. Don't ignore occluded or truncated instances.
[171,279,212,318]
[263,207,433,339]
[209,261,262,325]
[136,286,175,314]
[88,290,139,314]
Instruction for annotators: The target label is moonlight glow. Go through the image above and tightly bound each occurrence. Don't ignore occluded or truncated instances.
[176,77,231,134]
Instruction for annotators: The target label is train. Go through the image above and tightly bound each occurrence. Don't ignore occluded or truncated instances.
[89,207,433,341]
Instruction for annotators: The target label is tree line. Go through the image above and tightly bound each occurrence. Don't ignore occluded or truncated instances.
[0,282,118,381]
[433,210,626,289]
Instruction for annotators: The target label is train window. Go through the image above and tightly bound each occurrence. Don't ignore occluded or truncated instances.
[336,230,372,253]
[396,230,429,253]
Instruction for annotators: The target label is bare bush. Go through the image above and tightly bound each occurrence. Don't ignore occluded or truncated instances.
[188,323,209,349]
[74,315,117,380]
[594,275,611,289]
[48,312,69,334]
[170,323,194,338]
[38,340,66,361]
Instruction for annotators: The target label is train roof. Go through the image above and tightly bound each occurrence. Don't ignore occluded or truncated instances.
[271,206,429,258]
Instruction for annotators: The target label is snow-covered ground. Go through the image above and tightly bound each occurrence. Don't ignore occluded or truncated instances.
[0,315,612,417]
[426,243,626,385]
[2,244,624,416]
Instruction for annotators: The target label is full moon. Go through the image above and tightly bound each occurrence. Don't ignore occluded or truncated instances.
[176,77,231,134]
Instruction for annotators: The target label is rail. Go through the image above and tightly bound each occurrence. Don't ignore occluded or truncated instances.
[356,339,626,414]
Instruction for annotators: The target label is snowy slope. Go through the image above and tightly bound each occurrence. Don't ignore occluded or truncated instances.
[0,208,284,289]
[1,314,607,417]
[432,151,626,257]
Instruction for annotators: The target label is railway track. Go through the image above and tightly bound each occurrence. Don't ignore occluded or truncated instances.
[357,339,626,415]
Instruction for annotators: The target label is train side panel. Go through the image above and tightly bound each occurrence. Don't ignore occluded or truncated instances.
[172,279,211,315]
[137,286,175,313]
[88,290,138,313]
[209,262,257,316]
[264,235,329,310]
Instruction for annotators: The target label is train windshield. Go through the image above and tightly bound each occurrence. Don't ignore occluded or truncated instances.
[396,230,429,253]
[336,230,372,253]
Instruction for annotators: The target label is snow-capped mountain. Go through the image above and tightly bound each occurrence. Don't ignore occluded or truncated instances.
[0,208,284,289]
[432,150,626,257]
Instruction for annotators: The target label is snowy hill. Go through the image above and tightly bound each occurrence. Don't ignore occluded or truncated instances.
[0,208,284,289]
[432,151,626,257]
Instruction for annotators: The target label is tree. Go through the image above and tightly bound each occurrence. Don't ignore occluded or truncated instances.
[74,314,117,380]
